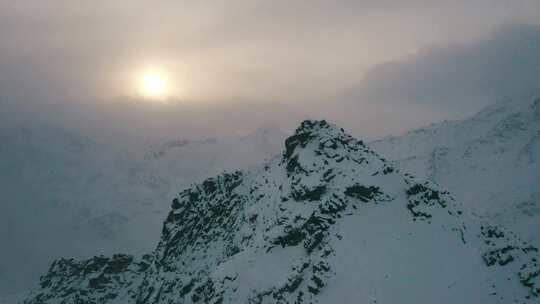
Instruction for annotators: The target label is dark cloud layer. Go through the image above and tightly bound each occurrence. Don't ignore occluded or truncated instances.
[352,24,540,116]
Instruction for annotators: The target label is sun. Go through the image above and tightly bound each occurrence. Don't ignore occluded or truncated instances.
[140,71,168,99]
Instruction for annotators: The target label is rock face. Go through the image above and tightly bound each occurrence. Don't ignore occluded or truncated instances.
[23,120,540,303]
[32,255,151,304]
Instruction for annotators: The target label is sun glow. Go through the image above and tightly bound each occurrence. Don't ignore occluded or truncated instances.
[140,71,168,99]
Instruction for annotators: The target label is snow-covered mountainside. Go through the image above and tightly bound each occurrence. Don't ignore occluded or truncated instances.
[371,96,540,244]
[0,116,285,299]
[23,120,540,303]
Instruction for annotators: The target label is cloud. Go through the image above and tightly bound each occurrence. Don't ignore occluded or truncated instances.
[350,24,540,115]
[2,1,540,105]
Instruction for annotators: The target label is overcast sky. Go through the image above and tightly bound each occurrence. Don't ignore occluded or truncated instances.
[1,0,540,139]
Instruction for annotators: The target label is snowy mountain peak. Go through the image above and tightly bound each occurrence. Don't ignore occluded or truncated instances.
[282,120,382,176]
[22,119,540,303]
[284,120,360,158]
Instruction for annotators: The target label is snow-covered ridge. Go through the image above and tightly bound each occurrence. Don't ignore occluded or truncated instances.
[371,96,540,243]
[23,120,540,303]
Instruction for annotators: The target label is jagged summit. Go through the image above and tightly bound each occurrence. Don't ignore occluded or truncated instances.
[282,119,383,178]
[284,120,365,159]
[23,120,540,304]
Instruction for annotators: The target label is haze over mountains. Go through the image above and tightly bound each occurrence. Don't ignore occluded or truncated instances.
[0,111,287,298]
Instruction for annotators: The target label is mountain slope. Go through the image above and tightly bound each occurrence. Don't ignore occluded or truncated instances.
[371,96,540,243]
[23,120,540,303]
